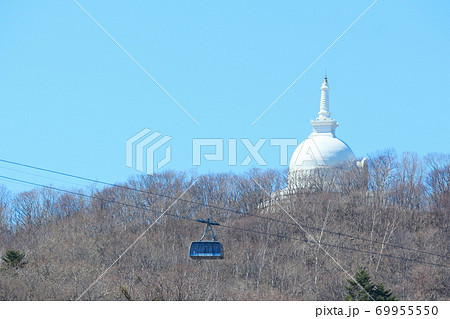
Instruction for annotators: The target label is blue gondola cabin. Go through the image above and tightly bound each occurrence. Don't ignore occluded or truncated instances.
[189,241,224,259]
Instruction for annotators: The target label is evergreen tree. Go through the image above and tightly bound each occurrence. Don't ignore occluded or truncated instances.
[345,268,398,301]
[2,250,27,269]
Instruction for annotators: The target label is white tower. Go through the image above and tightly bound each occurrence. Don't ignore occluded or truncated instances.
[288,77,357,188]
[311,77,338,135]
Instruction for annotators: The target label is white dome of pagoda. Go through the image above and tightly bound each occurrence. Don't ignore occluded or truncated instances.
[289,77,357,176]
[267,76,367,197]
[289,135,355,172]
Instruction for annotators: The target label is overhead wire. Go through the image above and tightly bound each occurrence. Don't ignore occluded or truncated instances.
[0,158,445,260]
[0,165,90,189]
[218,223,448,268]
[0,174,448,269]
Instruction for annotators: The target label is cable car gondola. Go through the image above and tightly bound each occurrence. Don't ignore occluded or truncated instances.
[189,218,224,259]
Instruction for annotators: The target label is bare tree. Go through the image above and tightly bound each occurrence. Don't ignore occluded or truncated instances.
[0,153,448,301]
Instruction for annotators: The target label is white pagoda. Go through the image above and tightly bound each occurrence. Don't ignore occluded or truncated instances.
[286,77,366,191]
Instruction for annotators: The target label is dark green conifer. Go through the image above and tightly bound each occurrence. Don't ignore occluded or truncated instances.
[345,268,398,301]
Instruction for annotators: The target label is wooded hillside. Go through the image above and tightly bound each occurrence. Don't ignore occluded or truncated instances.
[0,150,448,300]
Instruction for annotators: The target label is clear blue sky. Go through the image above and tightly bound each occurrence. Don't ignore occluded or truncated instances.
[1,0,449,191]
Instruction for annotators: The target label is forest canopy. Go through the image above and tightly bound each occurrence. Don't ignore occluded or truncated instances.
[0,150,448,300]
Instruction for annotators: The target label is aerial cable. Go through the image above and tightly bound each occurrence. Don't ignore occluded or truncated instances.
[0,159,446,259]
[0,174,448,269]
